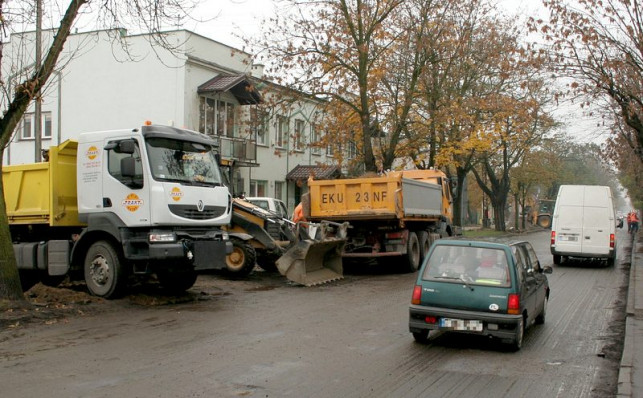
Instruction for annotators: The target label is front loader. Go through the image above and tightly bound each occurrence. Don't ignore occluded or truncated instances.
[222,198,347,286]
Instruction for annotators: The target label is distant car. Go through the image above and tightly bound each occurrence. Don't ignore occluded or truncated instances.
[409,238,552,350]
[245,197,289,219]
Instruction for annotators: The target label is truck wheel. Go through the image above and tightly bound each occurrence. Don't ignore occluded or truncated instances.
[157,269,197,294]
[403,232,421,273]
[418,231,430,262]
[84,240,127,299]
[225,238,256,276]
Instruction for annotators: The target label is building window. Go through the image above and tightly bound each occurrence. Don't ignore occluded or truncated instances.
[294,119,305,151]
[275,181,285,200]
[19,112,52,140]
[251,107,268,146]
[276,115,288,148]
[347,141,357,159]
[250,180,268,196]
[311,126,321,155]
[199,96,235,137]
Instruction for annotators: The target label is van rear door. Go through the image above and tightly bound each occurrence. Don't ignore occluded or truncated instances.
[555,205,583,253]
[580,186,613,256]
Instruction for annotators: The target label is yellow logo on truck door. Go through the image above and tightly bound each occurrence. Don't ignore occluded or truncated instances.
[170,187,183,202]
[86,146,99,160]
[122,193,144,212]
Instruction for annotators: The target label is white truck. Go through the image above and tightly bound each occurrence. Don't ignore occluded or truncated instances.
[550,185,618,266]
[6,124,233,298]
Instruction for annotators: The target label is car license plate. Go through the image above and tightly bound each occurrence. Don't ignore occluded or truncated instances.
[559,235,578,242]
[439,318,483,332]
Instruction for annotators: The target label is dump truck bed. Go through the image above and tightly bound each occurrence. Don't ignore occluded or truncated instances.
[308,170,444,221]
[3,140,81,226]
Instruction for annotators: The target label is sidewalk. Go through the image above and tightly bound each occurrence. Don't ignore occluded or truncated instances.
[618,232,642,397]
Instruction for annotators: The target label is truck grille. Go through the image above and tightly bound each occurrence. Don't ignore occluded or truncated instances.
[168,204,227,220]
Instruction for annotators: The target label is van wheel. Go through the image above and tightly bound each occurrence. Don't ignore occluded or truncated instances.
[403,232,421,273]
[607,257,615,267]
[536,298,547,324]
[84,240,127,299]
[418,231,430,262]
[509,317,525,351]
[412,330,429,344]
[553,255,561,265]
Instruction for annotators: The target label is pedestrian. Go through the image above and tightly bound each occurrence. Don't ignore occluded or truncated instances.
[293,202,306,224]
[631,210,640,235]
[627,211,634,233]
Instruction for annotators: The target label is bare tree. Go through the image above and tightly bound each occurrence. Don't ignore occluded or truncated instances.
[534,0,643,165]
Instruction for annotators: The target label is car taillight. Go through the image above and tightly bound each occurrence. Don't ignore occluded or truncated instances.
[411,285,422,305]
[425,316,437,324]
[610,233,615,248]
[550,231,556,245]
[507,294,520,315]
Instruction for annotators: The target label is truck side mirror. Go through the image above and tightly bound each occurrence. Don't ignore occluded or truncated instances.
[118,140,136,154]
[121,157,136,178]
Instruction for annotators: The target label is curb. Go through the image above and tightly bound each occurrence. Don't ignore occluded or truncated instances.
[618,233,640,397]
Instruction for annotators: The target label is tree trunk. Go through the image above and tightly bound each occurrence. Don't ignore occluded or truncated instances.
[451,168,468,227]
[514,193,519,230]
[492,196,507,232]
[0,0,88,302]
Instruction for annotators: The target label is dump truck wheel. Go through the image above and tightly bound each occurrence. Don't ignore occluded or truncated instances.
[402,232,421,273]
[84,240,127,298]
[157,269,197,293]
[418,231,430,262]
[225,238,256,276]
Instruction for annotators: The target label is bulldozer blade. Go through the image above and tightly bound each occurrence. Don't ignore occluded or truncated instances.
[276,239,345,286]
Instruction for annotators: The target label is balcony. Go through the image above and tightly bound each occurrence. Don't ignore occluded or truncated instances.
[215,135,259,167]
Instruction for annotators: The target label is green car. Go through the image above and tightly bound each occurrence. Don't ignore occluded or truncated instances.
[409,238,552,350]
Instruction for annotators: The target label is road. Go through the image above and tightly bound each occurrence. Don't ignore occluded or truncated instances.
[0,229,629,397]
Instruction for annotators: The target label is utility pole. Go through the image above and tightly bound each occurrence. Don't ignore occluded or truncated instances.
[34,0,42,162]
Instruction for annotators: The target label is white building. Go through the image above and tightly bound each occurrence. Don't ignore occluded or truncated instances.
[1,28,340,212]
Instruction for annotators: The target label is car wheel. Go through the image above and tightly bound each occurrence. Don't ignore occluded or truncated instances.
[412,330,429,344]
[509,316,524,351]
[536,298,547,325]
[553,255,561,265]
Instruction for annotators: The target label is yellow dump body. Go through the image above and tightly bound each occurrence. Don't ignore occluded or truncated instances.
[3,140,82,227]
[308,169,452,222]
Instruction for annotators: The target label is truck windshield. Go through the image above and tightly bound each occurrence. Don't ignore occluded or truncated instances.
[145,137,222,186]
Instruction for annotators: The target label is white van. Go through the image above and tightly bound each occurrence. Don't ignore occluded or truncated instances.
[550,185,617,266]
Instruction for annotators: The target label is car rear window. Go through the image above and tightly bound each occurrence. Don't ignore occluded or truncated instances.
[422,245,511,287]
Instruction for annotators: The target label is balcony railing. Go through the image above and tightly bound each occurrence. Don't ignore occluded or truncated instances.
[215,135,258,167]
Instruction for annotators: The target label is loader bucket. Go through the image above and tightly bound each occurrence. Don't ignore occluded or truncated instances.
[276,238,345,286]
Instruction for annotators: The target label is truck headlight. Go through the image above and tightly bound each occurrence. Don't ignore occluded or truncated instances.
[149,232,177,243]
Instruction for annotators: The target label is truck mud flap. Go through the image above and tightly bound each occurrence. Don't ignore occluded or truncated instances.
[276,239,345,286]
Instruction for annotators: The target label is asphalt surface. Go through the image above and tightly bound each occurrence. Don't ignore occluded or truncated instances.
[618,230,643,397]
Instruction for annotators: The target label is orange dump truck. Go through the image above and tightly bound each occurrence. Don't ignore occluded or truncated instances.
[303,169,457,272]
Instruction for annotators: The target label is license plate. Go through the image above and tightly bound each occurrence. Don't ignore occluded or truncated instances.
[559,235,578,242]
[439,318,483,332]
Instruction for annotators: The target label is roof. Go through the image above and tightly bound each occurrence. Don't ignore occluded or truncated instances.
[197,74,263,105]
[286,164,341,181]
